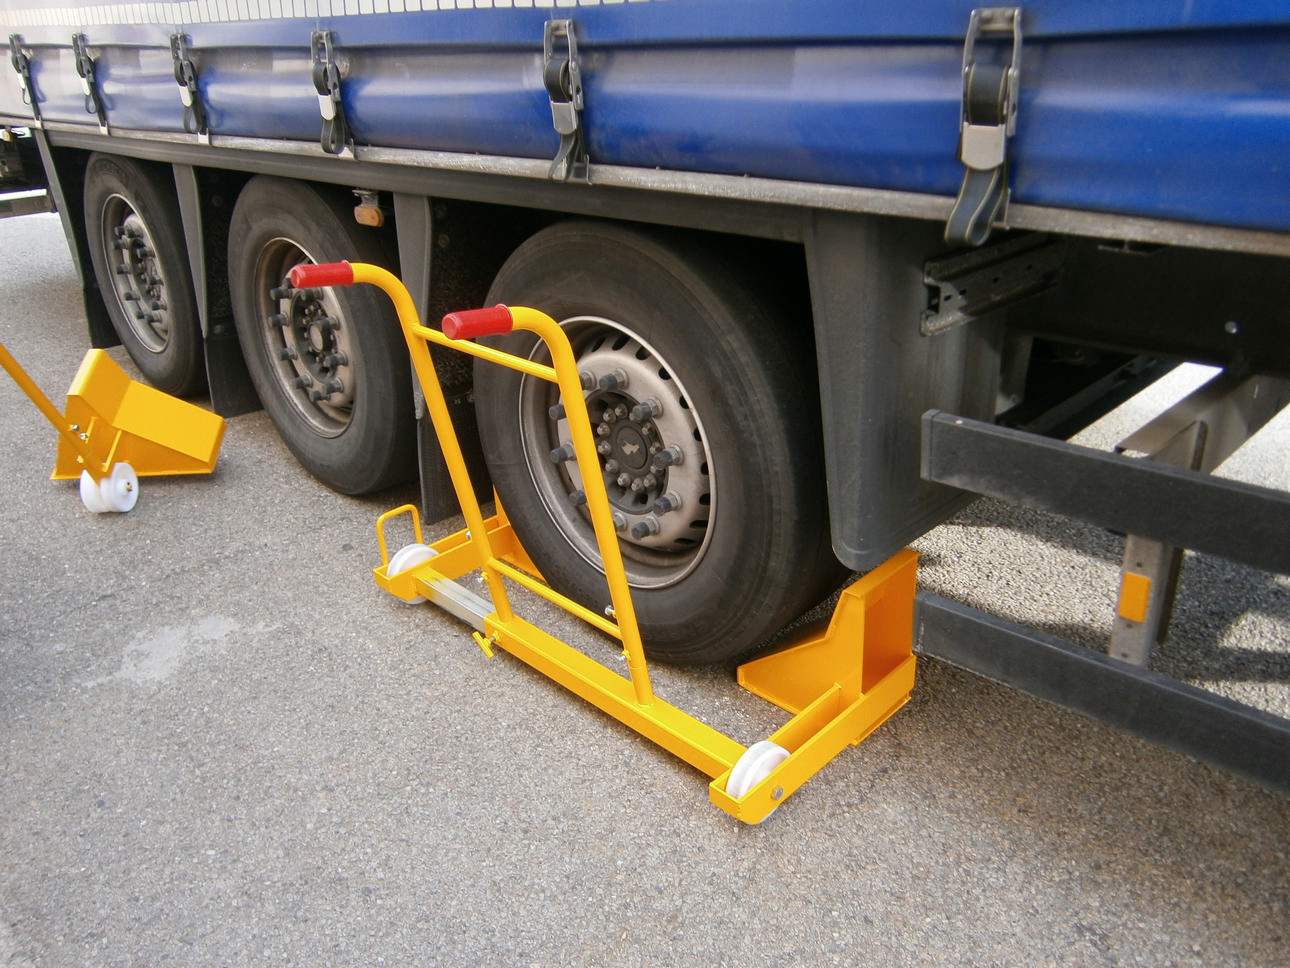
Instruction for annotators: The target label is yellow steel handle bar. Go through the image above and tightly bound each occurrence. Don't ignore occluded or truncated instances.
[288,260,654,705]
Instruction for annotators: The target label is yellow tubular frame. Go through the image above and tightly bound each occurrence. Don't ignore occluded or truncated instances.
[337,261,916,824]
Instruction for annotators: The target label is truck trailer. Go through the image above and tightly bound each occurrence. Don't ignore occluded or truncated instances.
[1,0,1287,794]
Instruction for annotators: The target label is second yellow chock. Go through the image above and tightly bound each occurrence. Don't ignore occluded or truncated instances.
[0,340,225,512]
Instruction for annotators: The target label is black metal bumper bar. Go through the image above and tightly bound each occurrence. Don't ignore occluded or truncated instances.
[917,409,1290,796]
[921,410,1290,575]
[915,592,1290,796]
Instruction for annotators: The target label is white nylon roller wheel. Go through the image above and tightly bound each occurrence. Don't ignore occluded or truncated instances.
[80,464,139,513]
[79,470,109,513]
[726,740,790,801]
[387,543,437,604]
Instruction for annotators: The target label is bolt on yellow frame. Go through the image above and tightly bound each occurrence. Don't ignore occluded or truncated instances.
[291,260,918,824]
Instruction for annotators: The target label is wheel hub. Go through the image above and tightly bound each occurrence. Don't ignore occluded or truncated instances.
[262,266,356,433]
[532,322,713,575]
[106,208,170,353]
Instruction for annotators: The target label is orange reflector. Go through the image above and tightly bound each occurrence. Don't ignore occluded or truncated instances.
[1118,572,1152,624]
[353,203,384,227]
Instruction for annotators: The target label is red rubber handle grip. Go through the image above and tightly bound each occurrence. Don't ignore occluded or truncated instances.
[442,305,514,340]
[289,261,354,289]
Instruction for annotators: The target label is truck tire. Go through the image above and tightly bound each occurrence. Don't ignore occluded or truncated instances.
[474,222,844,664]
[83,153,205,396]
[227,177,414,494]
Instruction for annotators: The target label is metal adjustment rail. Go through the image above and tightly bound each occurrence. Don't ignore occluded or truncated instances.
[289,260,919,824]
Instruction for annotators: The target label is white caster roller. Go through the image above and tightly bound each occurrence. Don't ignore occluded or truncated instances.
[79,470,108,513]
[387,543,437,603]
[80,463,139,513]
[726,739,790,802]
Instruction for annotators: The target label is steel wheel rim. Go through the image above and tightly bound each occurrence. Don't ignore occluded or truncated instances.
[99,194,172,355]
[254,237,356,437]
[516,315,715,590]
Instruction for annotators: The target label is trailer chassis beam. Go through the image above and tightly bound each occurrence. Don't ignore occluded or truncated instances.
[915,592,1290,797]
[918,406,1290,795]
[921,409,1290,575]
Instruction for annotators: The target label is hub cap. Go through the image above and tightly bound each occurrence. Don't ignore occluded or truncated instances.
[518,317,714,590]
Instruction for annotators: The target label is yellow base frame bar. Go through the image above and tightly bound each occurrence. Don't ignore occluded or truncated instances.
[294,260,917,824]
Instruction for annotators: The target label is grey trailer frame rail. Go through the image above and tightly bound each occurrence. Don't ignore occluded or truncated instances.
[917,408,1290,796]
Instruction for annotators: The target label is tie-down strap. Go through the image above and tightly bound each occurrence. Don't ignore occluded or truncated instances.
[945,8,1022,248]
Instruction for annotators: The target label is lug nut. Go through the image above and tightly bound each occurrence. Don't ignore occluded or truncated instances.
[630,399,661,422]
[603,459,619,474]
[653,491,683,514]
[270,284,293,300]
[578,370,596,390]
[651,445,684,470]
[293,374,314,388]
[549,443,577,464]
[323,352,348,367]
[596,440,613,455]
[278,347,298,361]
[268,312,287,327]
[548,402,566,420]
[616,473,632,489]
[569,490,587,507]
[631,516,660,540]
[598,370,628,391]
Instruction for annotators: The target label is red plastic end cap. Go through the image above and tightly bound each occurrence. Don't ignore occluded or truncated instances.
[442,305,514,340]
[289,261,353,289]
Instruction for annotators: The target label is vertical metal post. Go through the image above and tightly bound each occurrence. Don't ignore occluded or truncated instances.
[1111,373,1290,664]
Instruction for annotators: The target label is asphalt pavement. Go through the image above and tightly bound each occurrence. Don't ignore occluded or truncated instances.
[2,211,1288,967]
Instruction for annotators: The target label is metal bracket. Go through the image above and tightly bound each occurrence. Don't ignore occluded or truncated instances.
[921,233,1064,335]
[7,35,40,123]
[311,30,349,156]
[945,8,1022,247]
[1111,372,1290,664]
[543,20,588,182]
[170,33,208,140]
[72,33,108,133]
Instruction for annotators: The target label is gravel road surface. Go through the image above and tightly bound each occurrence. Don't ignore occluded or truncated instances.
[2,212,1287,967]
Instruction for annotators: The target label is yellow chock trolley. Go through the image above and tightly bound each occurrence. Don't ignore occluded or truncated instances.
[291,260,918,824]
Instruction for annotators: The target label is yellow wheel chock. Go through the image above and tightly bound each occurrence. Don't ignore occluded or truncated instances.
[291,261,918,824]
[0,340,224,512]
